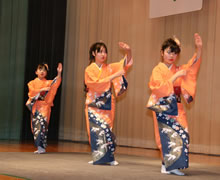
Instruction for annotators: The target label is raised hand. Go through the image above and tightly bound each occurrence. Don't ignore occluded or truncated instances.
[194,33,202,60]
[118,42,132,66]
[194,33,202,49]
[118,42,131,52]
[57,63,63,76]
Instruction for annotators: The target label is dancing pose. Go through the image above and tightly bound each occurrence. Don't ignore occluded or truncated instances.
[147,33,202,175]
[26,63,62,154]
[84,42,133,165]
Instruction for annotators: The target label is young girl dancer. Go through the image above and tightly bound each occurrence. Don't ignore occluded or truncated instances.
[26,63,62,154]
[147,33,202,175]
[84,42,133,165]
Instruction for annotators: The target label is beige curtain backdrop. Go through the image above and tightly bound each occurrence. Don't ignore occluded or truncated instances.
[59,0,220,155]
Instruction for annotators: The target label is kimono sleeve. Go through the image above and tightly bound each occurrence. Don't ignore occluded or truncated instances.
[181,53,202,102]
[111,57,131,96]
[123,55,133,71]
[110,56,132,74]
[112,75,128,97]
[45,78,61,106]
[27,80,41,98]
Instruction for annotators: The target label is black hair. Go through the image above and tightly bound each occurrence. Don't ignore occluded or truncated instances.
[161,38,181,54]
[89,42,108,64]
[36,63,49,73]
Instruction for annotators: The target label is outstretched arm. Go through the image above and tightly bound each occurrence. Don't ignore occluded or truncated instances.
[118,42,132,66]
[194,33,202,63]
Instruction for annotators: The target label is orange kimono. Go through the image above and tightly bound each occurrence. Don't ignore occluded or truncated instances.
[85,57,132,164]
[147,54,201,171]
[26,77,61,149]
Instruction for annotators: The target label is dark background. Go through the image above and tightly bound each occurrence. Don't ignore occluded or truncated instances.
[21,0,67,142]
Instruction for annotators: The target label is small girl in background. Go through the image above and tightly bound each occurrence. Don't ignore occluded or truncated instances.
[26,63,62,154]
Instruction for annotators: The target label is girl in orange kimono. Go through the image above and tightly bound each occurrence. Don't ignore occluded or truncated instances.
[147,33,202,175]
[85,42,133,165]
[26,63,62,154]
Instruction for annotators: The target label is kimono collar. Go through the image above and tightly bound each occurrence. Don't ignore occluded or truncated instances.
[159,62,174,71]
[93,62,106,70]
[36,77,47,81]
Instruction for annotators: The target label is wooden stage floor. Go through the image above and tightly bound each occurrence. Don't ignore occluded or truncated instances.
[0,141,220,180]
[0,140,220,166]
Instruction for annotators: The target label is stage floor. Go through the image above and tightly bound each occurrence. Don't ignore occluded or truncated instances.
[0,141,220,180]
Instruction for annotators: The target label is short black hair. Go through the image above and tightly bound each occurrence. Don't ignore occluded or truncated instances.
[36,63,49,72]
[161,38,181,54]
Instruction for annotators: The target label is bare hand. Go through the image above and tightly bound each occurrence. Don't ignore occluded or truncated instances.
[176,69,187,78]
[194,33,202,49]
[57,63,63,74]
[119,42,131,52]
[111,69,125,81]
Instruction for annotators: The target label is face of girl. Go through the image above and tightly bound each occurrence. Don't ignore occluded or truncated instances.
[94,46,107,65]
[35,67,47,79]
[161,47,178,66]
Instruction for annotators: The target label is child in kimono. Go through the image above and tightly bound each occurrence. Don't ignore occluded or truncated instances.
[147,33,202,175]
[26,63,62,154]
[84,42,133,165]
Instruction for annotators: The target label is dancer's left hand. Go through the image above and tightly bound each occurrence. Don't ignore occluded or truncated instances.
[119,42,131,52]
[57,63,63,75]
[194,33,202,50]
